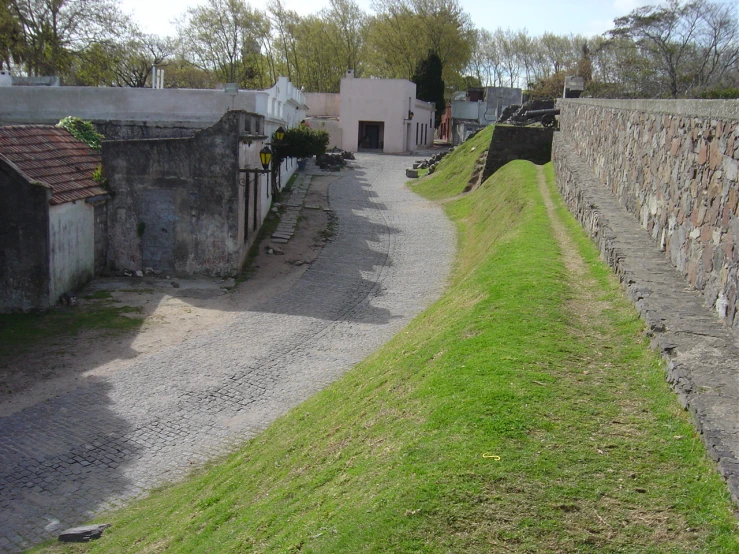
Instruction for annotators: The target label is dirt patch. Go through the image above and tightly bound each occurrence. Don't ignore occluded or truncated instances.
[0,171,343,417]
[536,166,610,323]
[463,151,489,193]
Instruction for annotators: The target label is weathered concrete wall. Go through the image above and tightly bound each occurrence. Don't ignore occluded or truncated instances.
[482,125,553,182]
[48,201,95,303]
[94,121,202,141]
[0,160,51,311]
[103,111,266,276]
[0,87,258,126]
[557,99,739,327]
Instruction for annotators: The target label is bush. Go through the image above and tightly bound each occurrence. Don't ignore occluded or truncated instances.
[274,126,329,160]
[57,116,104,151]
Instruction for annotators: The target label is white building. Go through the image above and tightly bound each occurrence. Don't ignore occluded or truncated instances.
[305,72,435,154]
[0,77,309,256]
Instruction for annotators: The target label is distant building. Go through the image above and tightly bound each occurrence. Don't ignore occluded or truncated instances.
[0,126,108,311]
[305,72,435,154]
[449,86,523,145]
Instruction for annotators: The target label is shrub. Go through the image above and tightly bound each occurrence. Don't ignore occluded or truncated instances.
[57,116,104,151]
[274,126,329,160]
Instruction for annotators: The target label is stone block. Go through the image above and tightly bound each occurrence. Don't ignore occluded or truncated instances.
[406,169,419,178]
[58,524,110,542]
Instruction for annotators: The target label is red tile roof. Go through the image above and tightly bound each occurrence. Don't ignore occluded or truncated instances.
[0,125,108,205]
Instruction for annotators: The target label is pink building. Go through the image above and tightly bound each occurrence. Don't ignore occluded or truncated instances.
[305,71,435,154]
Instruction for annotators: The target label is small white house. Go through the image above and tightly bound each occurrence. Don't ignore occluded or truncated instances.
[306,72,435,154]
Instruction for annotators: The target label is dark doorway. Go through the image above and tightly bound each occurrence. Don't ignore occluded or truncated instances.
[358,121,384,151]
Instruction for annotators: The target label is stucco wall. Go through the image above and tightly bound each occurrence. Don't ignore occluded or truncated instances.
[305,92,340,117]
[103,111,266,276]
[306,117,343,150]
[0,86,259,126]
[413,100,435,148]
[0,160,51,311]
[340,78,417,153]
[48,201,95,303]
[557,98,739,326]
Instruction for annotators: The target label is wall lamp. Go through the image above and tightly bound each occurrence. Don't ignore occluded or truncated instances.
[240,145,273,176]
[407,110,414,120]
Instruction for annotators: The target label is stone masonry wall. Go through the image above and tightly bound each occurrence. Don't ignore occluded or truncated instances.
[482,125,554,183]
[558,99,739,327]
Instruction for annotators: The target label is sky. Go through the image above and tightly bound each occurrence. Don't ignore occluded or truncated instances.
[119,0,656,39]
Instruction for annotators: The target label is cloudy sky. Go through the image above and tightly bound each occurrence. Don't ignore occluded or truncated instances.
[119,0,657,38]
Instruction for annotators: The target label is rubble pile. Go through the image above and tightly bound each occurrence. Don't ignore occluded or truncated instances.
[405,148,453,178]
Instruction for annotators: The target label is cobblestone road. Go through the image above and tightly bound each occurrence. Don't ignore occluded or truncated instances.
[0,154,455,552]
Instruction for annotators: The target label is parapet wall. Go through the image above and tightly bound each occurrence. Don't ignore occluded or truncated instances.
[557,98,739,327]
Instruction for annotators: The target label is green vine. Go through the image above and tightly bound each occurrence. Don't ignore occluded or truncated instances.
[57,116,104,151]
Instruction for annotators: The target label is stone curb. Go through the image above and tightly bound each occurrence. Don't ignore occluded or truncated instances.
[553,133,739,507]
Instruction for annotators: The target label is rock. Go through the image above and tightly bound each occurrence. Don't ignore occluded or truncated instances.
[135,270,144,278]
[58,524,111,543]
[266,247,274,255]
[144,267,154,274]
[293,260,304,266]
[272,246,284,255]
[171,281,180,288]
[123,270,132,277]
[221,278,235,288]
[412,163,420,169]
[406,169,419,178]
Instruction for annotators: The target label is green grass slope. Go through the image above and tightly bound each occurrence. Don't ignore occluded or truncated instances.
[35,147,739,553]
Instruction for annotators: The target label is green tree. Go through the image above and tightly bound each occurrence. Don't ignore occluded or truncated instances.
[367,0,473,83]
[7,0,125,77]
[412,51,445,125]
[611,0,739,97]
[178,0,271,88]
[0,0,24,69]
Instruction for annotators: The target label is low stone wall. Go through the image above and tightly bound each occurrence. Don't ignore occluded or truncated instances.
[558,99,739,327]
[482,125,554,182]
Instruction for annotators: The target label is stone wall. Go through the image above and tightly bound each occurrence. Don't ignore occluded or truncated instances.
[0,160,51,310]
[482,125,554,182]
[103,111,266,276]
[557,99,739,327]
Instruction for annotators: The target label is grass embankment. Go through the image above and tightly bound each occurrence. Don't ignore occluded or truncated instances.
[35,138,739,552]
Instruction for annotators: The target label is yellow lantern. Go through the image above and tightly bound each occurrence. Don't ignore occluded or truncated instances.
[274,126,285,142]
[259,146,272,170]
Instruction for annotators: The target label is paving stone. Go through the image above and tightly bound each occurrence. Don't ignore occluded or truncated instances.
[0,154,454,553]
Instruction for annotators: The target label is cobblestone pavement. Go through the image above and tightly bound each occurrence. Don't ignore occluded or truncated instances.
[0,154,455,553]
